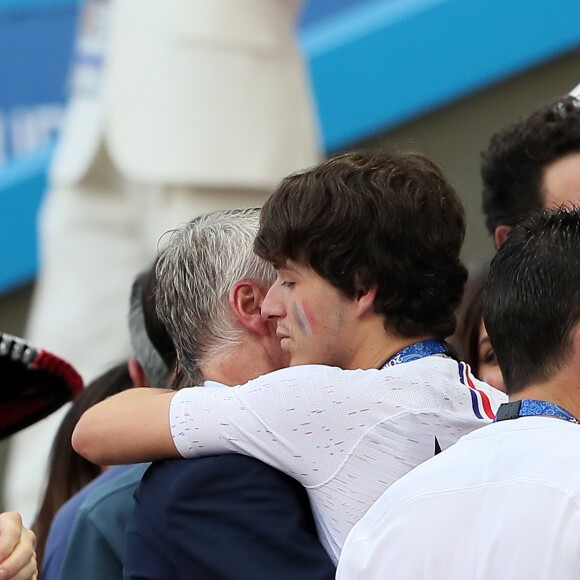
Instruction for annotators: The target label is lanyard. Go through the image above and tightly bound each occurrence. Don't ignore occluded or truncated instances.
[494,399,580,425]
[380,339,449,369]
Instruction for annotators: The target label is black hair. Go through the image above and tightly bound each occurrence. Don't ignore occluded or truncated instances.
[484,206,580,393]
[482,96,580,235]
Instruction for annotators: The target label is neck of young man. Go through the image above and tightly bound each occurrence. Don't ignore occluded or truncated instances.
[346,324,436,371]
[511,373,580,421]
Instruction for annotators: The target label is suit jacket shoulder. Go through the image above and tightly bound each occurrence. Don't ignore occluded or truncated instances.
[125,454,335,580]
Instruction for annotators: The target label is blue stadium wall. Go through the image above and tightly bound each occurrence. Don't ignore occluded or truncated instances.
[1,0,580,293]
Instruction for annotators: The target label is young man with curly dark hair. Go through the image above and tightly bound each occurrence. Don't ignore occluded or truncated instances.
[74,150,505,563]
[482,94,580,247]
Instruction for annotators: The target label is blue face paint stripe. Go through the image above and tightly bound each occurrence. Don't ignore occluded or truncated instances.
[292,302,309,334]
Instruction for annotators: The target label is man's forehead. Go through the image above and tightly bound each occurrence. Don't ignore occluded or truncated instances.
[542,152,580,209]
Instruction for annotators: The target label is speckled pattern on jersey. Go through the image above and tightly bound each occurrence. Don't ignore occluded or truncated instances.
[170,356,506,562]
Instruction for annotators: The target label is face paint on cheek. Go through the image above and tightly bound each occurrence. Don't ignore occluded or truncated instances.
[292,301,314,335]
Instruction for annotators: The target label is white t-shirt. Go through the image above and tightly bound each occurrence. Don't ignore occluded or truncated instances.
[170,356,506,562]
[337,416,580,579]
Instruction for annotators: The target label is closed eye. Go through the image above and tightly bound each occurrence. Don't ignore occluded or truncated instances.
[481,348,497,365]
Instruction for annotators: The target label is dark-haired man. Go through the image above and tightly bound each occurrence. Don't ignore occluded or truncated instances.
[39,262,177,580]
[338,206,580,579]
[74,150,505,562]
[482,94,580,247]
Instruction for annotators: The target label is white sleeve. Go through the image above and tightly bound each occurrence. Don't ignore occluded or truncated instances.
[170,365,371,487]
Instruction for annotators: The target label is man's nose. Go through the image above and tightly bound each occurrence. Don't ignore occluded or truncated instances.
[261,285,285,320]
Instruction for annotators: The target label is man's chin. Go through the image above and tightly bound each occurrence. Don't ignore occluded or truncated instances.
[281,344,316,367]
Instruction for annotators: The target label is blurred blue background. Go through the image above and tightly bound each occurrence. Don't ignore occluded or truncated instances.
[1,0,580,293]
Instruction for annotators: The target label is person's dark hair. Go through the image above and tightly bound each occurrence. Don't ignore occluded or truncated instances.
[33,362,132,574]
[484,206,580,394]
[449,264,489,376]
[128,259,177,387]
[254,149,468,339]
[482,96,580,235]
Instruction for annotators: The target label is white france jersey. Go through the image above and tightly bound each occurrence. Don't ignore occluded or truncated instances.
[170,355,506,563]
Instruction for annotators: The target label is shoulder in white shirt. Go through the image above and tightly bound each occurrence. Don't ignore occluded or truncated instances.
[338,416,580,579]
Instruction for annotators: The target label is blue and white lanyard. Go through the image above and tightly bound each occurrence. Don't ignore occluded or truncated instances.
[380,339,449,369]
[495,399,580,425]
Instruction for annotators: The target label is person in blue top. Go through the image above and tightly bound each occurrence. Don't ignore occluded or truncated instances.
[41,262,175,580]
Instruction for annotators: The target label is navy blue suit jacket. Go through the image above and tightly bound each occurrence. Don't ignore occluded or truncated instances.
[124,454,335,579]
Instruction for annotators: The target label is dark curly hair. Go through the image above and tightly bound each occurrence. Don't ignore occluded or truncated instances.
[254,150,467,339]
[482,96,580,236]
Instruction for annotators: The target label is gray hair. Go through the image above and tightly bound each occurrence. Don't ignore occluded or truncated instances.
[155,208,275,385]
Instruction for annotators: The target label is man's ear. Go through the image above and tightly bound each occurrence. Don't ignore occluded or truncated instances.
[229,280,270,336]
[128,358,149,387]
[494,225,511,248]
[354,281,377,317]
